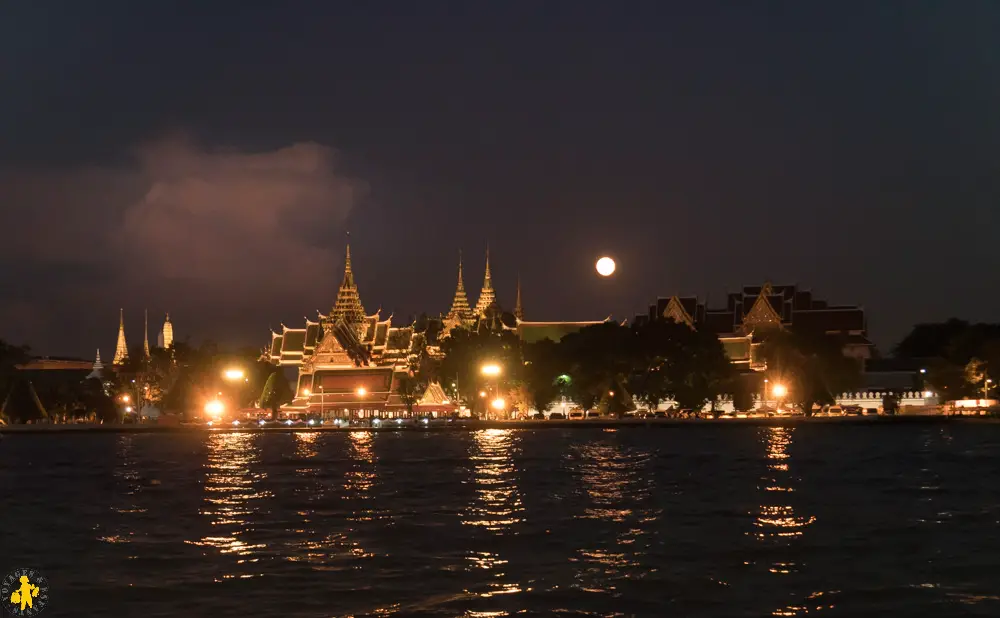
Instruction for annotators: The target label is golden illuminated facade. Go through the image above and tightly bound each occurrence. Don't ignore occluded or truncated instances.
[113,309,128,365]
[266,244,605,417]
[158,313,174,349]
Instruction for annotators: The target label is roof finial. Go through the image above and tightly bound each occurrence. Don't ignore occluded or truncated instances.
[514,273,523,321]
[143,309,150,358]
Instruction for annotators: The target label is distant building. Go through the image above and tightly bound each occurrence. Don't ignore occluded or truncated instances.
[110,309,174,365]
[636,282,873,370]
[157,313,173,349]
[113,309,128,365]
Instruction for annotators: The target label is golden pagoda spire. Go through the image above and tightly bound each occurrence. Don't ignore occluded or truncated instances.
[113,308,128,365]
[161,313,173,349]
[447,250,472,319]
[514,273,523,321]
[143,309,150,358]
[474,244,497,317]
[332,234,367,324]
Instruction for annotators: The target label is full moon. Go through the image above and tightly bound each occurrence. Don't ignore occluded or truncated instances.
[596,256,616,277]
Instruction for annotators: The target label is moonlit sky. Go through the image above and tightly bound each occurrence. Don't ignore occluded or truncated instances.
[2,2,999,357]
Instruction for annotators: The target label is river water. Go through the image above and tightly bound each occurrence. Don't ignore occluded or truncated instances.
[1,425,998,617]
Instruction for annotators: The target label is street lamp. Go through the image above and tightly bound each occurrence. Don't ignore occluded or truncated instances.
[356,386,367,420]
[204,400,224,417]
[491,398,506,411]
[985,378,992,400]
[223,368,245,381]
[772,384,787,412]
[481,363,501,377]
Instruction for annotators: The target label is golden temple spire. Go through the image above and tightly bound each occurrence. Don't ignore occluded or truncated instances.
[447,250,472,319]
[332,235,367,324]
[143,309,150,358]
[161,313,174,349]
[113,308,128,365]
[474,244,497,317]
[514,273,523,321]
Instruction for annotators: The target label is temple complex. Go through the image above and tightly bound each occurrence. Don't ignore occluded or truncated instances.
[635,283,873,369]
[110,309,175,365]
[266,244,606,418]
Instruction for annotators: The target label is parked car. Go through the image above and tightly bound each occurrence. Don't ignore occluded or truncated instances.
[548,412,566,420]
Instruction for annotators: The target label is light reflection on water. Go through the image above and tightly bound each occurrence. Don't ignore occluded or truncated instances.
[571,432,658,592]
[754,427,835,616]
[98,435,145,545]
[463,429,524,532]
[755,427,815,541]
[462,429,525,609]
[185,432,270,575]
[5,426,998,616]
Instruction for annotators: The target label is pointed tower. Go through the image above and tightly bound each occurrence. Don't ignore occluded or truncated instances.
[143,309,150,358]
[473,246,497,317]
[87,349,104,380]
[447,250,472,320]
[113,309,128,365]
[161,313,174,349]
[331,240,367,324]
[514,274,523,321]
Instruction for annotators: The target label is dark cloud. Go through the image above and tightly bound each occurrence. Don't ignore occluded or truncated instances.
[0,134,364,355]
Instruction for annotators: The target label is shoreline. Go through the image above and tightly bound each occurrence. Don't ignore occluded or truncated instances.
[2,415,998,434]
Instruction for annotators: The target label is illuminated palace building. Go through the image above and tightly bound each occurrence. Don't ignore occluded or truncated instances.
[266,245,601,418]
[635,283,873,369]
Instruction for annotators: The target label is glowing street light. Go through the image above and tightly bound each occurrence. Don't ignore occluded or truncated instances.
[223,368,245,381]
[481,363,502,377]
[356,387,367,397]
[121,394,130,403]
[302,388,311,396]
[204,400,225,416]
[479,390,487,398]
[491,398,506,410]
[772,384,788,398]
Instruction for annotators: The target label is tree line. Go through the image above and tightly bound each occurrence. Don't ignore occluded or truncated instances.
[894,318,1000,400]
[427,319,862,417]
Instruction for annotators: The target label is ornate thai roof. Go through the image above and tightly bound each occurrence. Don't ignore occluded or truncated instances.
[113,308,128,365]
[661,296,694,328]
[331,243,367,325]
[473,246,497,317]
[447,251,473,320]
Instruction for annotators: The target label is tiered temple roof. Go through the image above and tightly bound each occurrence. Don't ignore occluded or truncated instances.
[113,309,128,365]
[473,247,497,317]
[331,244,367,326]
[635,282,873,368]
[266,241,611,414]
[443,251,474,333]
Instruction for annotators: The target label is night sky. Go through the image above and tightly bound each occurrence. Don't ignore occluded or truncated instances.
[3,2,999,358]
